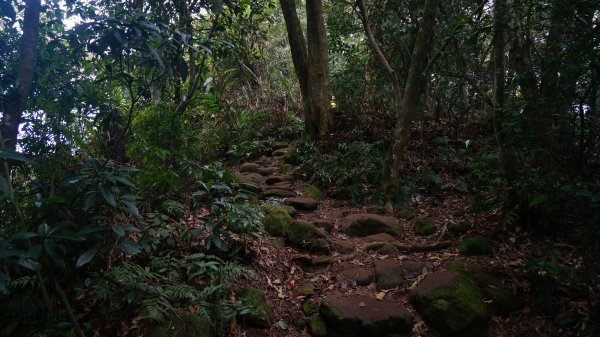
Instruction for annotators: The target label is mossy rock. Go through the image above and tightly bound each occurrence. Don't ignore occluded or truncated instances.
[293,317,306,331]
[283,147,301,165]
[146,312,215,337]
[411,271,487,337]
[281,163,294,173]
[262,208,293,236]
[341,214,403,237]
[237,287,273,328]
[398,208,413,219]
[240,162,261,173]
[303,300,318,315]
[415,217,436,236]
[366,205,386,214]
[297,184,326,201]
[297,283,315,297]
[262,188,296,198]
[272,142,288,150]
[458,236,492,255]
[307,315,327,337]
[284,220,331,253]
[448,221,471,235]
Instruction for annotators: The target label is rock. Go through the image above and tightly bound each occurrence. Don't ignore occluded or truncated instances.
[266,175,293,185]
[398,208,413,219]
[284,197,319,211]
[272,148,287,157]
[411,271,487,337]
[237,287,274,328]
[240,173,265,184]
[272,181,293,189]
[448,221,471,235]
[262,208,293,236]
[366,205,386,214]
[303,300,318,315]
[341,214,403,237]
[374,260,404,290]
[458,236,492,255]
[297,283,315,297]
[258,167,277,176]
[297,184,326,201]
[239,182,262,194]
[307,315,327,337]
[262,188,296,198]
[319,295,413,337]
[332,240,355,253]
[284,220,331,254]
[377,243,401,255]
[147,312,215,337]
[272,142,288,150]
[338,267,374,286]
[293,317,306,331]
[402,261,428,278]
[363,233,396,243]
[240,163,261,173]
[283,147,300,165]
[281,163,294,173]
[309,218,334,233]
[282,205,297,216]
[415,217,436,236]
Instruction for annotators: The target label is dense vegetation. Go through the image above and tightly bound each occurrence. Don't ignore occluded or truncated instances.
[1,0,599,336]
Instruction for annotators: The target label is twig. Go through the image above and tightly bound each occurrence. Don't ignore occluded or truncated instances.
[53,278,86,337]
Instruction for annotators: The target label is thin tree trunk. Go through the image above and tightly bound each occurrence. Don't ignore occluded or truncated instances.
[1,0,41,152]
[279,0,309,102]
[387,0,440,202]
[305,0,331,138]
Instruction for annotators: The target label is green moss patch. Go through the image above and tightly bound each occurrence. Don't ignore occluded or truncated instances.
[415,217,436,236]
[297,184,326,201]
[458,236,492,255]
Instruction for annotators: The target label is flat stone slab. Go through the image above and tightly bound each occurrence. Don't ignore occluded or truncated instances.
[262,189,296,198]
[363,233,397,243]
[332,240,355,253]
[272,148,287,157]
[320,295,413,337]
[341,214,403,237]
[240,163,261,173]
[338,267,374,286]
[375,260,404,290]
[258,167,277,176]
[266,175,292,185]
[284,197,319,211]
[240,173,264,184]
[310,218,333,233]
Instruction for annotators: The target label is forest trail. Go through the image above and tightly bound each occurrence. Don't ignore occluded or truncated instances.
[232,146,525,337]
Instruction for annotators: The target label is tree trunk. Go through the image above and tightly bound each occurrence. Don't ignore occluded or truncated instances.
[279,0,331,139]
[1,0,42,152]
[305,0,331,138]
[386,0,440,200]
[493,0,519,182]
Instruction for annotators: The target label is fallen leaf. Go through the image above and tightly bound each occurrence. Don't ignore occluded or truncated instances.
[376,292,386,301]
[359,302,366,307]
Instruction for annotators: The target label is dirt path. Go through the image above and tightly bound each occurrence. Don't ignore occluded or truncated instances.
[233,147,530,337]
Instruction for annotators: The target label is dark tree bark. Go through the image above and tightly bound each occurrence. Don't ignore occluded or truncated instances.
[1,0,42,152]
[279,0,331,139]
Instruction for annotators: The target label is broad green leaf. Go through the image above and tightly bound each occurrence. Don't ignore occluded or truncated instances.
[44,241,66,269]
[100,185,117,207]
[76,247,100,268]
[9,232,40,241]
[0,148,31,163]
[119,239,141,255]
[530,194,550,207]
[121,200,142,219]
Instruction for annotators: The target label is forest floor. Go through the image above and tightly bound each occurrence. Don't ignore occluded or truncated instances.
[224,146,562,337]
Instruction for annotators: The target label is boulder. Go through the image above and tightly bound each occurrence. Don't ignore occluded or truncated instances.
[284,220,331,254]
[262,208,293,236]
[374,260,404,290]
[332,240,355,253]
[319,295,413,337]
[341,214,403,237]
[415,218,436,236]
[147,312,215,337]
[239,182,262,194]
[303,300,318,315]
[307,315,327,337]
[411,271,487,337]
[297,184,326,201]
[337,267,374,286]
[258,167,277,176]
[284,197,319,211]
[376,243,401,256]
[363,233,396,243]
[296,283,315,297]
[283,147,301,165]
[237,287,274,328]
[309,218,334,233]
[240,163,261,173]
[458,236,492,255]
[266,175,293,185]
[262,189,296,198]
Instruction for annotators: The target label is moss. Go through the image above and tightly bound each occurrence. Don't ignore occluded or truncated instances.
[298,184,326,201]
[307,315,327,337]
[398,208,413,219]
[366,205,386,214]
[448,221,471,235]
[237,287,273,328]
[458,236,492,255]
[283,147,301,165]
[146,312,215,337]
[297,283,315,297]
[281,163,294,173]
[415,218,436,236]
[284,220,330,253]
[319,300,346,322]
[484,285,523,316]
[282,205,297,216]
[262,208,293,236]
[303,300,318,315]
[293,317,306,331]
